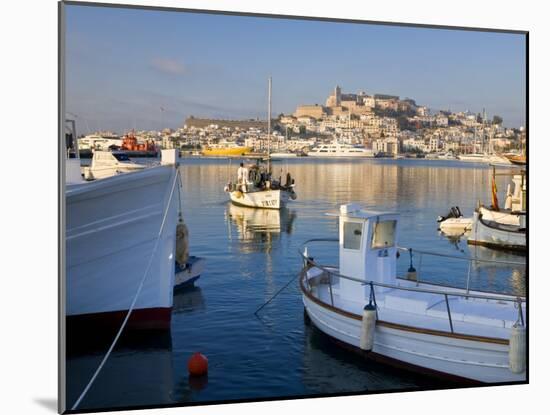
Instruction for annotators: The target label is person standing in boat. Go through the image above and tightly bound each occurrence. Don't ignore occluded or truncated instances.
[237,162,248,192]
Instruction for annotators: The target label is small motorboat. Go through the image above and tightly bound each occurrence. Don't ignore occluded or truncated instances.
[174,256,205,289]
[299,203,526,384]
[437,206,472,234]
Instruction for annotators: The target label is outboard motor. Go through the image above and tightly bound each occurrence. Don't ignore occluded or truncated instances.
[437,206,463,223]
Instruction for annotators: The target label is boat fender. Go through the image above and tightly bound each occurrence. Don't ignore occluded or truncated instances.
[360,302,377,351]
[504,184,513,210]
[176,222,189,266]
[290,191,297,200]
[234,190,243,199]
[508,322,526,374]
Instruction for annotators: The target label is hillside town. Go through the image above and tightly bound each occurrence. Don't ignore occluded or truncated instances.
[77,85,526,158]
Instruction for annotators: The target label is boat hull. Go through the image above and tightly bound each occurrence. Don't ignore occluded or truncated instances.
[229,188,292,209]
[66,165,179,330]
[307,152,374,158]
[468,213,526,252]
[457,155,489,163]
[301,289,524,384]
[479,207,523,226]
[439,217,472,233]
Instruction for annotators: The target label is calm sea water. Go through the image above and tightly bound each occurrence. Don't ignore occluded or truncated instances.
[67,158,526,411]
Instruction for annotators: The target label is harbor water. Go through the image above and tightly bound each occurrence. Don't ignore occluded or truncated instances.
[67,158,526,411]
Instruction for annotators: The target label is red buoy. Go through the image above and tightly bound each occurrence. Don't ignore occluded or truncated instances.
[187,352,208,376]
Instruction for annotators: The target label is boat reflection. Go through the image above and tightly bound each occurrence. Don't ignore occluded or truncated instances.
[302,323,438,393]
[466,244,526,296]
[172,286,205,314]
[66,335,174,411]
[225,203,296,253]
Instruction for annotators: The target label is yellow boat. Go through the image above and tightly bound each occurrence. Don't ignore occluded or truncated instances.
[202,146,252,156]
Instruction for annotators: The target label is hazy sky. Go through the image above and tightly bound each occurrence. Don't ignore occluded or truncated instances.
[65,4,526,133]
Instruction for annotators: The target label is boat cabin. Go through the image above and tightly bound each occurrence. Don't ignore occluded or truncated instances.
[338,203,399,303]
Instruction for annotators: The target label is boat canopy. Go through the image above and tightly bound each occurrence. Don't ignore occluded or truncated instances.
[337,203,400,303]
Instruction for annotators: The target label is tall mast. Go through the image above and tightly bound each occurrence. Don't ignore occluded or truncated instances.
[267,76,272,173]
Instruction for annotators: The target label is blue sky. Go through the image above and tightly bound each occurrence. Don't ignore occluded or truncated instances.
[65,4,526,132]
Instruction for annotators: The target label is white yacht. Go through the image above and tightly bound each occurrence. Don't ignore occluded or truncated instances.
[78,133,122,151]
[308,141,375,158]
[82,150,146,180]
[299,203,526,384]
[458,153,490,163]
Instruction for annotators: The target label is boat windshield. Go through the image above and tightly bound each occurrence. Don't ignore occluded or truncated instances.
[371,220,397,249]
[343,222,363,250]
[113,153,131,162]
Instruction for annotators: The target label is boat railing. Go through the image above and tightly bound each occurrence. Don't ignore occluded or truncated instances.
[394,246,526,295]
[298,238,525,334]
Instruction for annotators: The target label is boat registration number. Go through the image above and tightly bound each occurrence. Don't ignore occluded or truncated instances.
[261,196,277,207]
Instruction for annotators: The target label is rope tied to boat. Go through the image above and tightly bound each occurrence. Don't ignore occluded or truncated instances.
[71,168,181,410]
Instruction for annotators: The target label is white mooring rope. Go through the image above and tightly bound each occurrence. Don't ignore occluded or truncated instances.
[71,168,180,410]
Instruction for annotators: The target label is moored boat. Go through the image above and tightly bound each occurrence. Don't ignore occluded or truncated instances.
[299,203,526,383]
[66,125,181,335]
[467,211,526,252]
[458,153,490,163]
[504,153,526,166]
[82,150,145,180]
[307,141,375,158]
[202,141,252,156]
[224,77,297,209]
[437,206,472,234]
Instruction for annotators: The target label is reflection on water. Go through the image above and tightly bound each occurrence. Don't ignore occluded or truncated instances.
[68,158,526,411]
[302,324,446,393]
[226,203,296,253]
[173,286,206,314]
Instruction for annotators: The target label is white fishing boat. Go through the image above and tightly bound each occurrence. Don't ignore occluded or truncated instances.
[299,203,526,383]
[224,77,297,209]
[468,211,526,252]
[82,150,146,180]
[65,120,181,332]
[439,171,526,237]
[478,172,526,226]
[308,141,375,158]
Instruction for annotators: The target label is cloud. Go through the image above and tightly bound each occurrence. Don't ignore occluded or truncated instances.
[150,58,186,75]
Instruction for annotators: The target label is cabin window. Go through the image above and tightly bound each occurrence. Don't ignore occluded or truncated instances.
[371,220,397,249]
[113,153,131,161]
[343,222,363,250]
